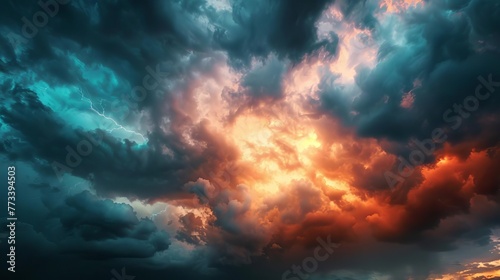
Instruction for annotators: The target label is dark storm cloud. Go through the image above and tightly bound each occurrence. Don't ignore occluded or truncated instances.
[0,86,188,199]
[0,0,251,203]
[49,190,171,259]
[0,86,75,163]
[419,195,500,251]
[0,183,171,278]
[1,0,500,279]
[242,57,286,100]
[318,0,500,159]
[467,0,500,37]
[212,0,338,66]
[221,56,289,114]
[0,0,213,116]
[175,212,207,245]
[337,0,378,30]
[184,179,271,265]
[318,69,353,123]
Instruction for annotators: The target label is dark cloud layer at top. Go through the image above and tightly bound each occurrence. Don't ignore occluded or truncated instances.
[318,0,500,164]
[213,0,338,66]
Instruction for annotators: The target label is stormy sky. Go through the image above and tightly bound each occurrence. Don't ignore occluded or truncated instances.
[0,0,499,279]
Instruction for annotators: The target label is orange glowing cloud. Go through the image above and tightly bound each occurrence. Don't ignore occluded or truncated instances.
[157,0,500,268]
[380,0,424,13]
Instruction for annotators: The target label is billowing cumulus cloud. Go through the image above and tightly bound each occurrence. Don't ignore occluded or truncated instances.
[0,0,500,279]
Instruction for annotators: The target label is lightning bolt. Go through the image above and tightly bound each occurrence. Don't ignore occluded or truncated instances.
[151,206,168,219]
[79,89,147,143]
